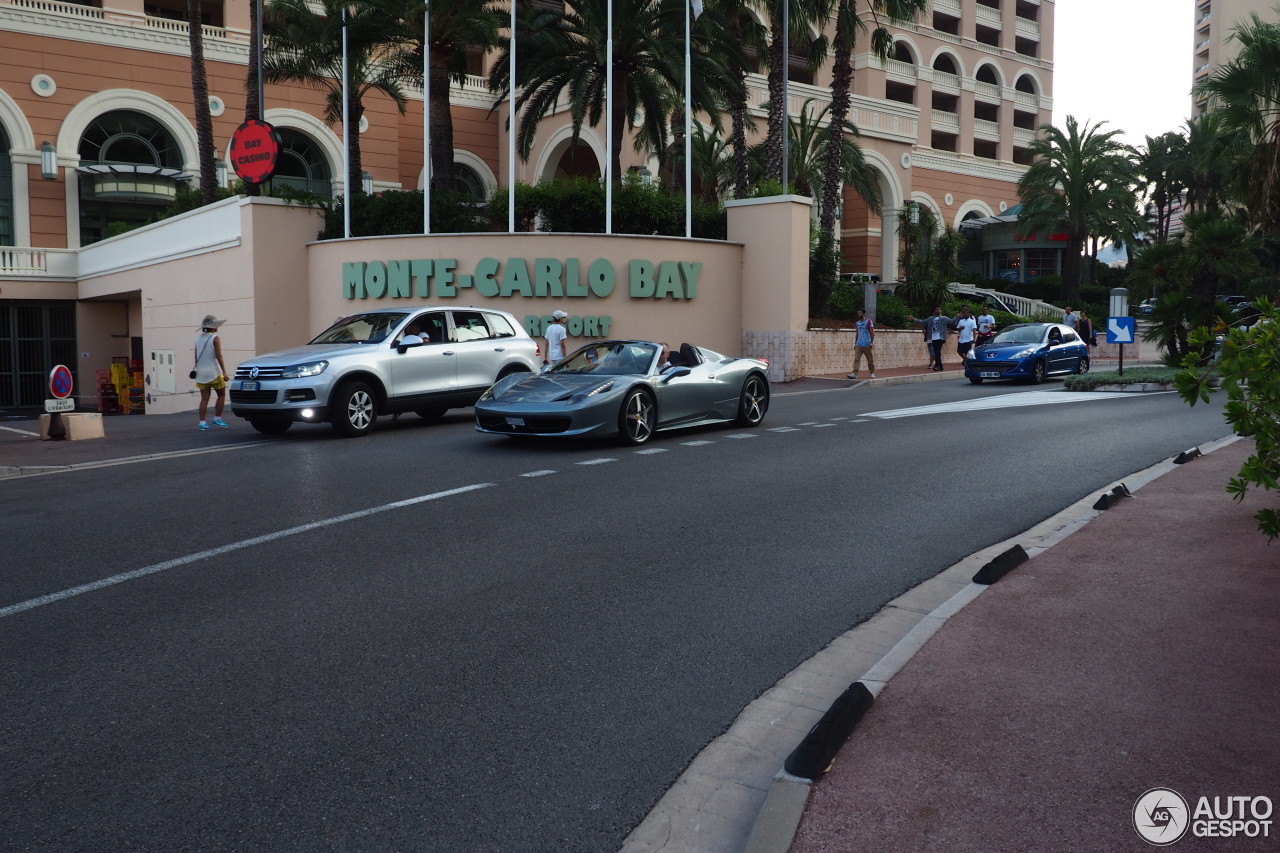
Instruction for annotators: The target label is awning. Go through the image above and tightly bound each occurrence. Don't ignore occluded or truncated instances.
[76,164,193,201]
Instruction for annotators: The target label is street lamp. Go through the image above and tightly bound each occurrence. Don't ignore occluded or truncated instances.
[362,171,374,194]
[40,142,57,180]
[215,158,227,189]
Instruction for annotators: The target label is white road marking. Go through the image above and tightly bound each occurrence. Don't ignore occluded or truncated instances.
[1,424,41,437]
[768,427,801,433]
[863,390,1151,419]
[577,457,616,465]
[724,433,758,439]
[812,424,836,428]
[682,440,715,446]
[0,483,494,620]
[634,448,667,454]
[521,469,557,477]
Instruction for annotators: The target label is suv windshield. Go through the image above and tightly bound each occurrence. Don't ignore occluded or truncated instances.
[311,313,409,345]
[993,326,1045,345]
[553,342,657,376]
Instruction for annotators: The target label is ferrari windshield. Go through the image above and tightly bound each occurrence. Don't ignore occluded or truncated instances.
[991,326,1046,345]
[310,312,409,345]
[553,342,658,376]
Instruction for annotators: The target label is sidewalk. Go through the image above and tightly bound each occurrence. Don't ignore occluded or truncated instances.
[783,436,1279,852]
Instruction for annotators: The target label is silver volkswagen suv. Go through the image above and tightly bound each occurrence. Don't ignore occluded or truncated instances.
[230,307,540,436]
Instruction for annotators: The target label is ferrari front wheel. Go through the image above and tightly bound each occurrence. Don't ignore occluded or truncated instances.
[734,374,769,426]
[618,388,655,445]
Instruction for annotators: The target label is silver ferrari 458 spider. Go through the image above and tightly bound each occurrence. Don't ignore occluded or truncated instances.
[474,340,770,445]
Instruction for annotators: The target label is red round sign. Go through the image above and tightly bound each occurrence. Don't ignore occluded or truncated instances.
[229,119,282,185]
[49,364,73,399]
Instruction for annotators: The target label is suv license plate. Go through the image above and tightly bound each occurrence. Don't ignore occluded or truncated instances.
[241,380,260,391]
[505,417,526,426]
[979,372,1000,378]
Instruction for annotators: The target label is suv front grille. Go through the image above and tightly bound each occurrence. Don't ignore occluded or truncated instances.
[235,366,288,380]
[230,389,279,404]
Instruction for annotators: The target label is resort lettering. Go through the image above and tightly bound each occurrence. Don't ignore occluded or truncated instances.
[342,257,702,301]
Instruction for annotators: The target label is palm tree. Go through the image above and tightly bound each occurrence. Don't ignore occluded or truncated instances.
[816,0,924,308]
[244,0,263,196]
[264,0,420,195]
[1136,131,1189,245]
[496,0,688,187]
[1193,12,1280,237]
[688,121,733,203]
[706,0,767,198]
[390,0,505,192]
[1017,115,1139,302]
[186,0,218,204]
[762,0,832,183]
[1183,113,1236,217]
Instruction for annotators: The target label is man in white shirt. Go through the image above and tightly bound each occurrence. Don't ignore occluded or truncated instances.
[954,305,978,363]
[976,309,996,345]
[1062,306,1078,330]
[544,309,568,369]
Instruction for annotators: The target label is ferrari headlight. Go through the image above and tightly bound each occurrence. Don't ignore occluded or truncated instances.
[569,381,614,404]
[282,360,328,378]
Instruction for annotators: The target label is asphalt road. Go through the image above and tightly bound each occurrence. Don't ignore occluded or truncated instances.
[0,379,1231,852]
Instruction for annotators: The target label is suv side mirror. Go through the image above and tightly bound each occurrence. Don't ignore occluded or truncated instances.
[396,334,424,353]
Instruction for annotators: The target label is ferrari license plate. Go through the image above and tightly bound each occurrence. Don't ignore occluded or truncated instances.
[979,372,1001,379]
[505,417,526,426]
[241,380,260,391]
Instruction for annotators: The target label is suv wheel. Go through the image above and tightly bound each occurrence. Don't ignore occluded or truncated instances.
[331,381,377,437]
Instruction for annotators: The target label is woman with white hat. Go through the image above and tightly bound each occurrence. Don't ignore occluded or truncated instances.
[194,314,230,430]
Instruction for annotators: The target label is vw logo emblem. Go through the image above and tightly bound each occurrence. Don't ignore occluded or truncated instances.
[249,366,260,379]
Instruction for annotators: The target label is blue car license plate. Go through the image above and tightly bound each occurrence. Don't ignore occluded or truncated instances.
[979,371,1000,378]
[241,380,260,391]
[505,417,525,426]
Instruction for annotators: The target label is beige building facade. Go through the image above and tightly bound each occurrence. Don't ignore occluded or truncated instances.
[0,0,1054,410]
[1192,0,1273,116]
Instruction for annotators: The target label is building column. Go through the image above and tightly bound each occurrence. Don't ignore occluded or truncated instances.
[880,202,899,284]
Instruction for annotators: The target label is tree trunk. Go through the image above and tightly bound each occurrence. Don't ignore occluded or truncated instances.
[187,0,218,204]
[1061,231,1084,302]
[348,84,364,197]
[764,2,785,184]
[730,68,749,198]
[428,59,455,193]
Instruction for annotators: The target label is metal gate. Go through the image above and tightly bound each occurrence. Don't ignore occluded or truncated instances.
[0,302,78,408]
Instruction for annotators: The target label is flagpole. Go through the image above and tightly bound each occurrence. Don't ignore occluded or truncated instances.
[430,0,435,233]
[782,0,789,193]
[508,0,516,233]
[684,0,692,238]
[342,6,351,239]
[605,0,613,235]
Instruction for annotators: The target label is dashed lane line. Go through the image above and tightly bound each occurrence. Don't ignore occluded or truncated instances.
[863,390,1155,419]
[0,483,494,620]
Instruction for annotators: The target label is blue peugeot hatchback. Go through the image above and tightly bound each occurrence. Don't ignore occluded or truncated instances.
[965,322,1090,384]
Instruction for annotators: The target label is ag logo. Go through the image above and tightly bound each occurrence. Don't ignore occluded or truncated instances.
[1134,788,1190,845]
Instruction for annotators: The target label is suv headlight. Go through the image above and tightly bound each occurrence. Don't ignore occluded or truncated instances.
[282,360,328,378]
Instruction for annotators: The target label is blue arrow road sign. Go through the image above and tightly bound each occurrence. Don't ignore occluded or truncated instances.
[1107,317,1136,344]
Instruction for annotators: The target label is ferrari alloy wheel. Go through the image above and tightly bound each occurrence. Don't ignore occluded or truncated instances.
[1075,356,1090,375]
[734,374,769,426]
[618,388,655,445]
[332,381,377,436]
[1030,359,1047,385]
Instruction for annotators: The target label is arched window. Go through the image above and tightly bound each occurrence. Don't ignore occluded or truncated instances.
[273,129,333,198]
[975,64,1000,86]
[0,124,12,246]
[452,163,485,201]
[933,54,959,76]
[77,110,188,245]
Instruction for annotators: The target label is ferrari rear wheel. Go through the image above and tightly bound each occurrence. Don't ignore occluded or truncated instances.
[734,374,769,426]
[618,388,655,445]
[1030,359,1047,385]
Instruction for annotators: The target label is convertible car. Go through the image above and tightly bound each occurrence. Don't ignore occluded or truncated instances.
[474,340,770,445]
[964,322,1090,384]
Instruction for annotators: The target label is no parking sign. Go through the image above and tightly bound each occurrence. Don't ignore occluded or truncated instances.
[46,364,75,413]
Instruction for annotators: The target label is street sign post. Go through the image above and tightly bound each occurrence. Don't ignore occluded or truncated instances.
[46,364,74,439]
[1108,288,1130,376]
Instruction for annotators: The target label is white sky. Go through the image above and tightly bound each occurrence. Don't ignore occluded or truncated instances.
[1051,0,1193,148]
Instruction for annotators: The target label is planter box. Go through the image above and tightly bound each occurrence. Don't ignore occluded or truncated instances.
[40,412,105,441]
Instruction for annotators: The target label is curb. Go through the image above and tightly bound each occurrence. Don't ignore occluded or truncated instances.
[736,433,1243,853]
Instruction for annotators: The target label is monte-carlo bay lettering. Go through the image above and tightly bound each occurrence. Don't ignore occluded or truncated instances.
[342,258,702,301]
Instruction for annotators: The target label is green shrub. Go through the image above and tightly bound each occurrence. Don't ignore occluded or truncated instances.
[1064,366,1180,391]
[319,189,487,239]
[875,293,911,328]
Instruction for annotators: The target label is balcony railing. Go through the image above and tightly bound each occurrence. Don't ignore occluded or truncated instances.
[931,109,960,131]
[933,0,961,13]
[975,4,1001,27]
[0,247,78,279]
[744,74,832,121]
[1013,127,1036,146]
[974,118,1000,138]
[6,0,241,43]
[1014,17,1038,39]
[7,0,104,19]
[1012,89,1038,109]
[931,70,960,91]
[885,58,917,79]
[974,80,1000,100]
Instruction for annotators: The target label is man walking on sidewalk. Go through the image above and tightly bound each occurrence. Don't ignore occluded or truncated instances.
[908,307,955,371]
[847,309,876,379]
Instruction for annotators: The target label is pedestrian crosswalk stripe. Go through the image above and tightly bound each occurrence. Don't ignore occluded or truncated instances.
[863,390,1159,419]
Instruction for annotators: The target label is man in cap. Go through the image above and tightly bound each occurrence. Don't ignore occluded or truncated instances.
[544,310,569,368]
